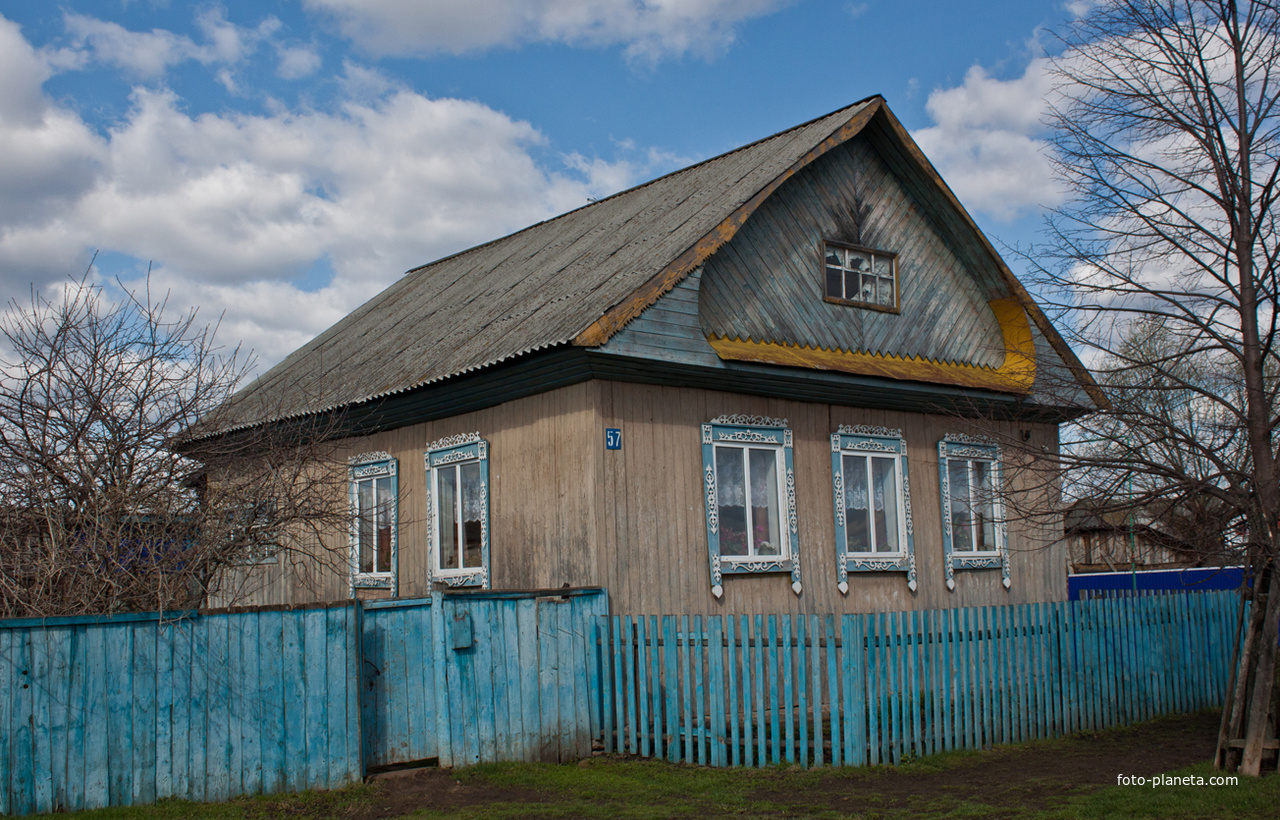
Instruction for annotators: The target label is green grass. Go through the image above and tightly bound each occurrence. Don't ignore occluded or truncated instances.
[49,722,1280,820]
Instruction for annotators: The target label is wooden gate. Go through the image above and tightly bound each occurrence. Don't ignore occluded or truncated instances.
[360,588,607,769]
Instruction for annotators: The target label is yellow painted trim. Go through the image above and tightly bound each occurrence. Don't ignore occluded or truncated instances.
[707,299,1036,394]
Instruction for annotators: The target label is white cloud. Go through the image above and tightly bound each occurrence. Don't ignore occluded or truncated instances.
[0,18,642,369]
[62,10,278,79]
[276,44,322,79]
[912,59,1064,222]
[302,0,788,61]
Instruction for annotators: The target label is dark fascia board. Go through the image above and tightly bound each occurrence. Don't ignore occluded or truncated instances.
[314,345,1090,439]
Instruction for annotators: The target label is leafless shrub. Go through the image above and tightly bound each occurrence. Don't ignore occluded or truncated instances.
[0,273,350,617]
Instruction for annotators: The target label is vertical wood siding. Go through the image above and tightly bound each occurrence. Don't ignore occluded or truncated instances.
[214,379,1066,618]
[596,591,1239,766]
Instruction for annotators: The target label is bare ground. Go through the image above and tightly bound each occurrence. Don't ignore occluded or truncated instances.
[353,710,1223,818]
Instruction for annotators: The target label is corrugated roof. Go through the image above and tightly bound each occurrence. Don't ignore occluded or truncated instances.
[209,100,878,433]
[203,96,1102,437]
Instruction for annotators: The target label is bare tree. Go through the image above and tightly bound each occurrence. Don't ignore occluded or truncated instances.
[0,273,351,617]
[1034,0,1280,774]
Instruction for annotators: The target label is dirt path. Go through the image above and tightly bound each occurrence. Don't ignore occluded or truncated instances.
[359,710,1222,818]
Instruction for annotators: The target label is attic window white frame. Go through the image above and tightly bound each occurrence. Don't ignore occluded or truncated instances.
[830,426,916,593]
[822,240,899,313]
[700,415,802,599]
[349,452,398,594]
[938,434,1010,591]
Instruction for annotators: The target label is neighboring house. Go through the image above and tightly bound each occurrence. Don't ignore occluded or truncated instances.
[200,97,1103,616]
[1064,499,1209,574]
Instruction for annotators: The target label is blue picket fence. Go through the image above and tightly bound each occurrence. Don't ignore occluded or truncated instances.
[0,588,608,816]
[595,591,1240,766]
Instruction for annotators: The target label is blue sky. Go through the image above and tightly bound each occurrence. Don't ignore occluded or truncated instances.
[0,0,1083,371]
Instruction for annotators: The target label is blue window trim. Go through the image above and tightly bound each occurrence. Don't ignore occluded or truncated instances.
[938,434,1011,591]
[830,425,916,593]
[700,414,802,599]
[349,452,398,595]
[425,432,490,589]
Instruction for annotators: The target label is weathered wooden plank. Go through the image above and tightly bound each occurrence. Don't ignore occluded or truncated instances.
[515,598,539,762]
[766,615,781,765]
[681,615,694,763]
[647,615,662,763]
[241,612,262,797]
[865,614,880,765]
[938,608,952,753]
[623,615,636,755]
[725,616,740,767]
[151,622,173,803]
[488,603,511,762]
[0,628,10,816]
[62,626,88,812]
[808,615,823,766]
[30,628,55,815]
[479,601,502,764]
[301,609,328,789]
[792,615,805,766]
[665,616,680,763]
[256,611,284,794]
[709,617,726,767]
[106,623,135,807]
[610,615,624,755]
[11,629,36,816]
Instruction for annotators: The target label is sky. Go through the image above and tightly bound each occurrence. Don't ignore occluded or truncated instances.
[0,0,1086,374]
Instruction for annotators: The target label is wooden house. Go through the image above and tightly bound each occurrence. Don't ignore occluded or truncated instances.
[202,96,1103,616]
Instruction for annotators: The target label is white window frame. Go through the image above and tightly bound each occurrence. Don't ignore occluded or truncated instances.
[349,452,398,594]
[938,434,1010,590]
[830,426,916,593]
[700,415,802,599]
[425,432,490,589]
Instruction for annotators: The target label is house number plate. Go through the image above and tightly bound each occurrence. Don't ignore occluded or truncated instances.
[605,428,622,450]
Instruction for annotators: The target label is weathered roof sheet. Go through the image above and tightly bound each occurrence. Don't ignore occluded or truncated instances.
[206,96,1102,435]
[212,100,878,432]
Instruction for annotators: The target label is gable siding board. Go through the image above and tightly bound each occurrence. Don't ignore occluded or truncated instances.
[699,134,1004,370]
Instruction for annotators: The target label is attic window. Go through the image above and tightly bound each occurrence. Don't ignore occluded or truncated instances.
[823,241,898,311]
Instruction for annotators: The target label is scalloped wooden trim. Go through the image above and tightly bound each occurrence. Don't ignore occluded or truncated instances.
[707,298,1035,394]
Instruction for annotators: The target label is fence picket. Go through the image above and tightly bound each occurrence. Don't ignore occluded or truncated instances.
[825,615,841,767]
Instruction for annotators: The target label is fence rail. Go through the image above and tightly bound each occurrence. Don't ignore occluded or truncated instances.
[596,592,1240,766]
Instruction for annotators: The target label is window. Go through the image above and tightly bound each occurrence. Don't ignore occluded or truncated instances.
[938,435,1010,590]
[823,241,898,311]
[349,452,398,592]
[700,415,801,598]
[425,433,489,588]
[229,500,279,565]
[830,426,916,592]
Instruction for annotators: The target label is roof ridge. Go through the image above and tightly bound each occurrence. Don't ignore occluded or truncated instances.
[398,97,883,280]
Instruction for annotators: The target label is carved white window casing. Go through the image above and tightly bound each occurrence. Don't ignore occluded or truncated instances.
[938,434,1011,591]
[701,417,802,598]
[349,452,398,594]
[830,427,916,592]
[425,433,490,589]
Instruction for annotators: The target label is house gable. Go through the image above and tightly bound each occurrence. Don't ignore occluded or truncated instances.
[698,130,1036,394]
